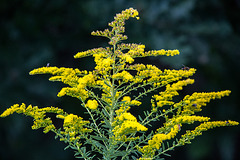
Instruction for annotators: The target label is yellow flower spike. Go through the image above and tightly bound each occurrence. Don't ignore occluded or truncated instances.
[174,115,210,124]
[0,104,21,117]
[85,99,98,110]
[179,120,239,145]
[57,87,89,100]
[92,8,140,45]
[179,90,231,115]
[111,8,139,26]
[29,66,59,75]
[0,103,67,134]
[74,47,110,59]
[148,125,179,150]
[152,79,195,111]
[157,115,210,134]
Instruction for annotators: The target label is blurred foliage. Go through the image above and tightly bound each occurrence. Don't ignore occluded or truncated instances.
[0,0,239,160]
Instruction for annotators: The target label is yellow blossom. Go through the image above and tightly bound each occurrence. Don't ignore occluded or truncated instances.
[118,112,136,121]
[179,120,239,145]
[152,79,194,110]
[112,71,133,82]
[113,120,148,138]
[85,99,98,110]
[122,96,131,103]
[74,47,109,59]
[148,125,179,150]
[174,90,232,115]
[0,103,67,133]
[64,114,78,124]
[119,54,134,63]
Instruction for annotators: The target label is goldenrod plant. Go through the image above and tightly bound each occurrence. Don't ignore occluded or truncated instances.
[1,8,238,160]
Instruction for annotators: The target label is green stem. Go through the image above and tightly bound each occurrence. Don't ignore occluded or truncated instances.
[153,141,182,159]
[81,97,108,149]
[104,43,118,160]
[53,129,89,160]
[109,43,118,125]
[142,106,179,126]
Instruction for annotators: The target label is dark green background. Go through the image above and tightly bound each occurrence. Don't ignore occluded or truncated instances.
[0,0,239,159]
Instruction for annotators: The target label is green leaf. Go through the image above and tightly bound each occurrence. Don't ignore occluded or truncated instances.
[104,80,111,87]
[64,145,70,150]
[91,135,108,141]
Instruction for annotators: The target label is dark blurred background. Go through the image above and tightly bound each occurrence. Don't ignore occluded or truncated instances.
[0,0,240,160]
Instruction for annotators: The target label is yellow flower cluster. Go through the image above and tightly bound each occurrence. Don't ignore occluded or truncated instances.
[112,112,148,141]
[179,120,239,145]
[139,115,210,156]
[57,72,97,101]
[0,103,64,133]
[127,64,196,86]
[115,96,141,116]
[94,56,114,74]
[0,103,92,142]
[174,90,231,115]
[85,99,98,110]
[143,49,180,57]
[172,115,210,124]
[131,48,180,58]
[157,115,210,134]
[138,125,179,156]
[138,115,238,158]
[91,8,139,45]
[125,45,145,58]
[75,47,115,74]
[74,47,110,59]
[152,79,194,111]
[113,96,146,141]
[30,67,87,87]
[30,66,96,101]
[118,54,134,64]
[63,114,78,124]
[149,125,179,149]
[56,114,92,142]
[112,71,133,82]
[117,43,179,62]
